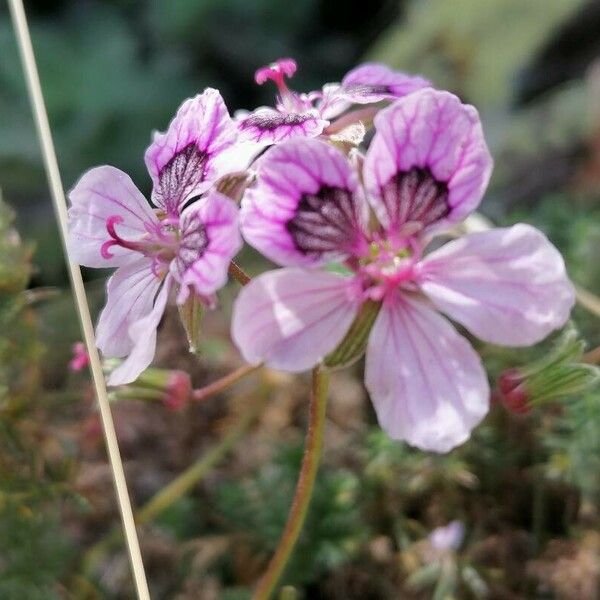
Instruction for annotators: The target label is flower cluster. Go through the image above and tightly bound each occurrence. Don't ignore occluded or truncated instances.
[68,58,575,451]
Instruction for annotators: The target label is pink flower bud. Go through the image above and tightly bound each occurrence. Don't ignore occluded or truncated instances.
[163,371,192,411]
[69,342,90,372]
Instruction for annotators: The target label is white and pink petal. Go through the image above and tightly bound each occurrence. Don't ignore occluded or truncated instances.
[241,138,369,267]
[365,294,489,453]
[145,88,238,215]
[341,63,431,104]
[172,192,242,304]
[363,89,493,233]
[418,224,575,346]
[107,277,172,386]
[68,166,156,268]
[231,268,362,371]
[96,257,162,358]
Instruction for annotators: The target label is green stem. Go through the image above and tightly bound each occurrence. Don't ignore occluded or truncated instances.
[575,284,600,319]
[81,392,266,578]
[252,366,330,600]
[137,394,264,524]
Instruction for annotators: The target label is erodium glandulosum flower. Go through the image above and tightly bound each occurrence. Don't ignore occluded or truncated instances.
[237,58,431,143]
[68,89,242,385]
[232,88,575,452]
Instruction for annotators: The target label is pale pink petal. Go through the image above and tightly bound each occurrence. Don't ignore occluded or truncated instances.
[241,138,369,267]
[365,294,489,453]
[145,89,238,215]
[238,108,328,143]
[364,90,493,233]
[68,166,156,267]
[96,257,161,358]
[341,63,431,104]
[107,277,171,386]
[172,192,242,304]
[418,224,575,346]
[231,268,362,371]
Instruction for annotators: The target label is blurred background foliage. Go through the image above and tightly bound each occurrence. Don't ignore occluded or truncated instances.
[1,0,600,598]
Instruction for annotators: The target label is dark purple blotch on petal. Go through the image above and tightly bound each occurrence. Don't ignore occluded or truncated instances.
[286,186,362,257]
[241,111,312,132]
[172,211,210,280]
[156,144,208,214]
[380,168,449,230]
[343,83,393,98]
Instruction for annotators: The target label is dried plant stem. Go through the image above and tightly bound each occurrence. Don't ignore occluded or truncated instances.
[192,363,262,402]
[7,2,149,597]
[229,260,252,285]
[81,390,267,579]
[575,285,600,319]
[252,366,330,600]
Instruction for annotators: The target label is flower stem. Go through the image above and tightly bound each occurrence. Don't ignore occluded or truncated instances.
[137,392,266,524]
[80,389,268,580]
[192,363,262,402]
[575,285,600,318]
[252,366,330,600]
[229,260,252,286]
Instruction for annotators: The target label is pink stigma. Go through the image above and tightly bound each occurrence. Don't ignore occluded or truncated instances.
[101,214,142,259]
[255,58,297,89]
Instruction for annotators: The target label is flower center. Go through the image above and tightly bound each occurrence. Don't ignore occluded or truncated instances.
[101,213,182,276]
[357,236,422,301]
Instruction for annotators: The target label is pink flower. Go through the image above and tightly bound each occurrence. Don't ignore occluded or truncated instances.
[232,88,575,452]
[69,342,90,372]
[68,89,243,385]
[237,58,431,143]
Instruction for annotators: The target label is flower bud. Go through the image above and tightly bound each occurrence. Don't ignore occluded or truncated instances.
[496,326,599,414]
[110,366,192,410]
[69,342,90,372]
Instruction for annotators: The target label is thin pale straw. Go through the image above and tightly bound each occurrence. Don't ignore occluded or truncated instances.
[7,1,151,597]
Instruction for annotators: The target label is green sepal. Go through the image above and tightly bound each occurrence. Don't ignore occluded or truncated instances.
[324,300,381,369]
[177,293,204,354]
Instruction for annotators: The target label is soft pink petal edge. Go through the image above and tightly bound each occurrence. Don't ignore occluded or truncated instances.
[174,192,243,304]
[67,166,156,268]
[231,268,362,371]
[106,277,171,386]
[365,294,489,453]
[418,224,576,346]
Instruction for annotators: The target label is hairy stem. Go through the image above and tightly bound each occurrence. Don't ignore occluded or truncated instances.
[252,366,330,600]
[192,363,262,402]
